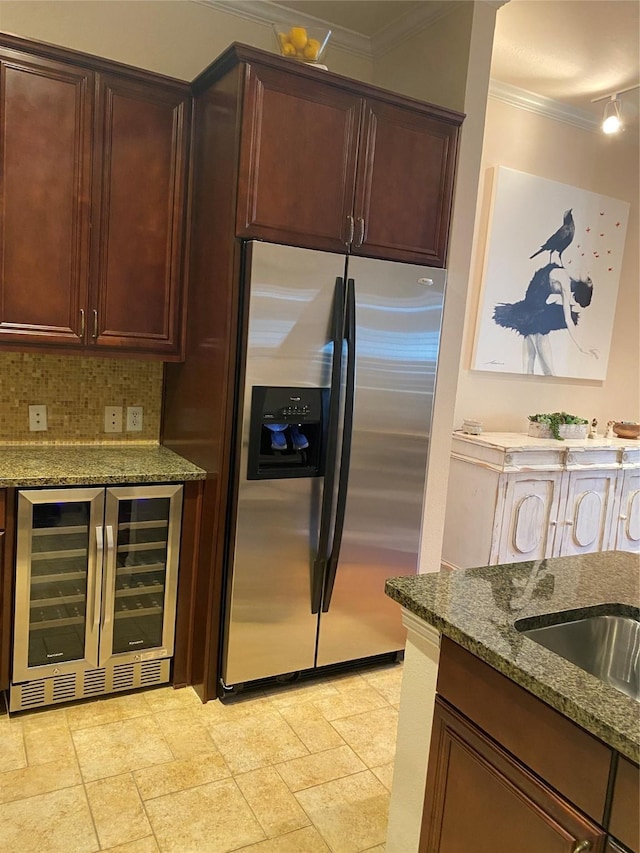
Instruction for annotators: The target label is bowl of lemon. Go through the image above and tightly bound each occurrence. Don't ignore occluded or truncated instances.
[273,24,331,67]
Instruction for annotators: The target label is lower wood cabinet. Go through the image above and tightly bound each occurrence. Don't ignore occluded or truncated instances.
[421,638,638,853]
[421,697,606,853]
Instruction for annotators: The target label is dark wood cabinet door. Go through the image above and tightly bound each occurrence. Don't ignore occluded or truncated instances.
[236,64,361,252]
[90,74,190,357]
[420,698,606,853]
[354,98,459,266]
[0,51,92,346]
[609,757,640,853]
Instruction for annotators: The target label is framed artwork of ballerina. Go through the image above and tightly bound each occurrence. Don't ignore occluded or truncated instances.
[472,166,630,380]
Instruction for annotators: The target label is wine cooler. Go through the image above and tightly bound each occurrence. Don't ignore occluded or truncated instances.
[10,484,183,712]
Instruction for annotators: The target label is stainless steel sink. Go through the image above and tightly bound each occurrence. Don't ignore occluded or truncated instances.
[516,614,640,701]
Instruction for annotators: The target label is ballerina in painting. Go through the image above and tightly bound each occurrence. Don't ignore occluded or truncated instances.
[493,263,599,376]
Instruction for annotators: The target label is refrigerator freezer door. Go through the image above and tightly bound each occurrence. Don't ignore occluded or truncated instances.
[316,255,446,666]
[223,242,345,687]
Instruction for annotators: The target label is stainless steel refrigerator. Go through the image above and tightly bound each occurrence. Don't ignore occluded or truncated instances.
[221,241,446,691]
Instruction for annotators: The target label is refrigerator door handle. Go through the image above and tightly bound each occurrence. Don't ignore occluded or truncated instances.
[322,276,356,612]
[312,276,346,614]
[99,524,116,666]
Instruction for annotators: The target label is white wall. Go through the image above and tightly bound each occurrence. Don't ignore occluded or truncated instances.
[373,1,473,110]
[455,97,640,432]
[0,0,373,81]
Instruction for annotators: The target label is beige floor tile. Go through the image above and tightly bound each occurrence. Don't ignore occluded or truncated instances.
[275,745,366,792]
[295,771,389,853]
[207,709,308,775]
[0,758,81,804]
[277,701,346,753]
[371,762,394,792]
[66,692,151,730]
[24,719,76,766]
[310,681,389,722]
[0,722,26,772]
[331,707,398,767]
[99,837,159,853]
[85,773,152,849]
[18,704,69,731]
[360,666,403,706]
[238,826,330,852]
[0,785,99,853]
[153,708,220,759]
[145,778,265,852]
[142,685,203,714]
[72,715,173,781]
[235,766,310,837]
[134,752,231,800]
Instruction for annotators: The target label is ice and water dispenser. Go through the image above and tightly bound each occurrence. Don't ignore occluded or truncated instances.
[247,386,328,479]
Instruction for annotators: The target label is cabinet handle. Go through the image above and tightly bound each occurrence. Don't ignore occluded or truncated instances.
[565,519,574,525]
[92,309,98,339]
[572,842,591,853]
[356,216,365,247]
[102,525,115,632]
[549,520,558,526]
[346,215,354,246]
[80,308,85,338]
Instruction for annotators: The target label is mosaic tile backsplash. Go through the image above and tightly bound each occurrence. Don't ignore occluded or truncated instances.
[0,353,163,444]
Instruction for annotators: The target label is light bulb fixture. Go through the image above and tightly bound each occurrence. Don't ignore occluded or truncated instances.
[591,83,640,135]
[602,96,622,134]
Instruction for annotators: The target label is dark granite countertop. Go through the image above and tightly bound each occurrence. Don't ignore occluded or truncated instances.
[386,551,640,762]
[0,445,206,487]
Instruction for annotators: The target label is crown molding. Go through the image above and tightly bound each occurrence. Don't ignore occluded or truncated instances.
[488,79,599,132]
[195,0,371,58]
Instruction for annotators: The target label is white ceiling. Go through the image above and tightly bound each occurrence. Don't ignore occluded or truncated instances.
[273,0,640,126]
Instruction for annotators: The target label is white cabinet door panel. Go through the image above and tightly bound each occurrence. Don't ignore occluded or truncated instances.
[558,471,617,557]
[497,473,563,564]
[615,469,640,552]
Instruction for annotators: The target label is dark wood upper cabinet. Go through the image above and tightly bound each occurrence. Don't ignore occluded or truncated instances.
[354,99,459,265]
[0,50,92,347]
[236,64,361,253]
[91,74,190,355]
[0,35,190,359]
[216,45,463,267]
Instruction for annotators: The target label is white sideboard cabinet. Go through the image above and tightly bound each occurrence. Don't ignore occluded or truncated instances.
[442,432,640,570]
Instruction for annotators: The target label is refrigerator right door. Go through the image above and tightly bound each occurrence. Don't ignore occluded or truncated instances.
[316,255,446,666]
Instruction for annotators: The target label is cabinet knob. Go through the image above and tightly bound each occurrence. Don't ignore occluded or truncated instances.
[346,215,354,246]
[549,520,558,526]
[572,842,591,853]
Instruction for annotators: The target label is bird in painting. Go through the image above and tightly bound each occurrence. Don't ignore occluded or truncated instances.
[530,208,575,265]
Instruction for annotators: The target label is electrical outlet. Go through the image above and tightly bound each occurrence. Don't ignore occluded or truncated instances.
[29,404,48,431]
[104,406,123,433]
[126,406,143,432]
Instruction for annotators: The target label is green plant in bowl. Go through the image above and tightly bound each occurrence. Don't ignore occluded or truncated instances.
[528,412,588,441]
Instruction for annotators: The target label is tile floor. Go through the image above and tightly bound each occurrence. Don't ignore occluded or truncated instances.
[0,662,402,853]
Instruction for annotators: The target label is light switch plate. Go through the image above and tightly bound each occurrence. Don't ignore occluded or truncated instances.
[29,405,47,431]
[104,406,123,433]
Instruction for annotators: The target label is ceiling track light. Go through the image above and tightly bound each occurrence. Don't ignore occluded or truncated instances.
[591,83,640,135]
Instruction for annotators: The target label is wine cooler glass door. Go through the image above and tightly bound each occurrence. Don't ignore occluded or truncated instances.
[100,485,183,666]
[13,488,105,682]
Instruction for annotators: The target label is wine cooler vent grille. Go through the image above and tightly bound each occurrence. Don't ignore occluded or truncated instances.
[84,669,107,695]
[113,663,136,690]
[10,658,170,712]
[18,680,46,708]
[52,673,77,702]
